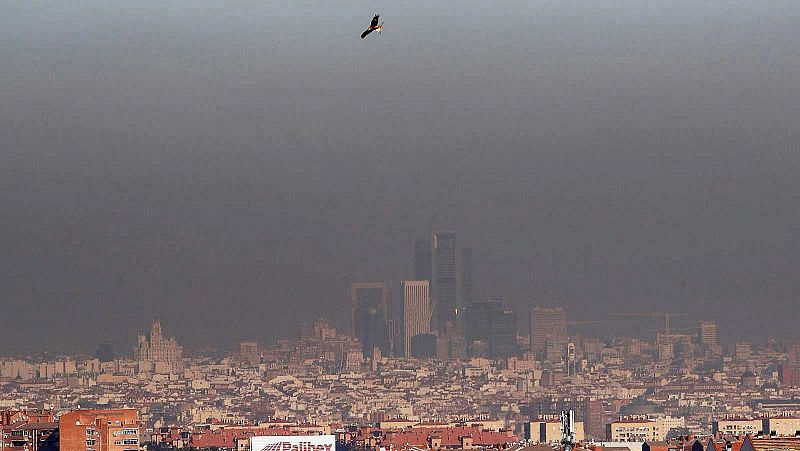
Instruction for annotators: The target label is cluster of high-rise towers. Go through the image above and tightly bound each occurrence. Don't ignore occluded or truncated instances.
[349,231,517,360]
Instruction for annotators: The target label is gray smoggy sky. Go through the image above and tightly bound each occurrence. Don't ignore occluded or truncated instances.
[1,0,798,355]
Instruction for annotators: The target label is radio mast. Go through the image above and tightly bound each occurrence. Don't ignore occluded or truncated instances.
[561,410,576,451]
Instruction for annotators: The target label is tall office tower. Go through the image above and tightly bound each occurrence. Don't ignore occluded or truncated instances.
[530,306,567,359]
[350,281,391,357]
[698,320,718,347]
[402,280,431,357]
[466,298,518,358]
[414,239,432,280]
[431,231,463,336]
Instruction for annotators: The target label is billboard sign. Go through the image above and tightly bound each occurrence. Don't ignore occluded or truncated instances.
[251,436,336,451]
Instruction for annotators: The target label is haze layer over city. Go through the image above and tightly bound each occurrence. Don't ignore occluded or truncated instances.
[2,0,799,358]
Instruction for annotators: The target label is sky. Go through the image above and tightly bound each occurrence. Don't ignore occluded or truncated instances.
[1,0,798,355]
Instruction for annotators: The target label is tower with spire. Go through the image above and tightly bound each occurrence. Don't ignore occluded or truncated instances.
[134,319,184,373]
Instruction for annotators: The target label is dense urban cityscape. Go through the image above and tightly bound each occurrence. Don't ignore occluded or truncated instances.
[3,0,798,449]
[3,233,800,451]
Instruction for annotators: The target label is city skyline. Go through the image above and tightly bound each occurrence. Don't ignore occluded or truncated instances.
[5,311,800,449]
[1,221,797,357]
[2,0,799,449]
[2,0,799,355]
[0,307,779,361]
[4,290,800,450]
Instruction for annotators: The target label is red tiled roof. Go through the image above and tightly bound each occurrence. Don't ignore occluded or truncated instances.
[383,426,516,448]
[748,436,800,451]
[191,433,235,448]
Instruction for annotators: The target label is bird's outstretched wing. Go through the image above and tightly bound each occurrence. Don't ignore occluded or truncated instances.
[361,28,373,39]
[370,14,380,27]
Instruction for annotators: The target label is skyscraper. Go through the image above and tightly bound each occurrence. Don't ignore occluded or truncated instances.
[698,320,718,347]
[402,280,431,357]
[414,239,432,281]
[350,281,390,357]
[530,306,567,360]
[466,298,517,358]
[431,231,462,336]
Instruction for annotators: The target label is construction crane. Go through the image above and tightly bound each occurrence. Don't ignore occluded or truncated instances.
[609,312,689,338]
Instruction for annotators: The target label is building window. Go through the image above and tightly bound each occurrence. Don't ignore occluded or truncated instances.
[122,429,137,435]
[86,429,96,435]
[122,439,138,445]
[86,440,96,446]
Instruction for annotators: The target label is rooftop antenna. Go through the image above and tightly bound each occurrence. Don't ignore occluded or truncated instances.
[561,410,575,451]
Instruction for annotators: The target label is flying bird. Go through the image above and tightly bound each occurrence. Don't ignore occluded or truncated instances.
[361,14,383,39]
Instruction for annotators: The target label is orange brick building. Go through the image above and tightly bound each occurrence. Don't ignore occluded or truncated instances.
[59,409,139,451]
